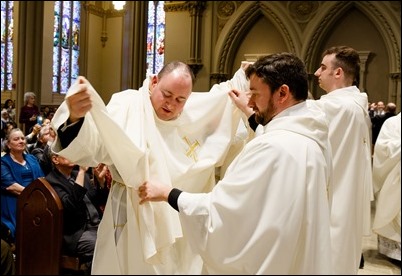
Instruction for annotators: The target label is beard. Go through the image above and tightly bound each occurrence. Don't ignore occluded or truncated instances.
[254,97,277,126]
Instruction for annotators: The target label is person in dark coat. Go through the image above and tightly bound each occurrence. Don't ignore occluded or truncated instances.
[45,152,108,274]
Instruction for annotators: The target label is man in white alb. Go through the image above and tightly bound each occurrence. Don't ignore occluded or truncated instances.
[51,61,250,274]
[310,46,373,274]
[372,112,401,262]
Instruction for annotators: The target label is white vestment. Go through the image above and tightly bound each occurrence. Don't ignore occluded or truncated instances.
[372,113,401,261]
[177,102,333,274]
[51,68,250,274]
[308,86,373,274]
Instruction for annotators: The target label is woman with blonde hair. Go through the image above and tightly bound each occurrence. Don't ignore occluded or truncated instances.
[1,128,44,242]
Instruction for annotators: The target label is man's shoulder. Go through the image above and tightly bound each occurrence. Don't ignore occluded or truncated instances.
[111,89,141,101]
[108,89,143,113]
[45,171,68,188]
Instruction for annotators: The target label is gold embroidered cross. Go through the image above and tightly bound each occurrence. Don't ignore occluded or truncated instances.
[183,136,200,162]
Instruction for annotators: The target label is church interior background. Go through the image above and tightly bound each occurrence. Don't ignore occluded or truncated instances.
[1,1,401,120]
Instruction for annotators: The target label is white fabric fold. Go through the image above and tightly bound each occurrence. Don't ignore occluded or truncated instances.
[372,113,401,243]
[51,68,250,274]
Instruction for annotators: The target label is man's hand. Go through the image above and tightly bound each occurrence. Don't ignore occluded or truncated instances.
[138,180,172,204]
[31,123,41,136]
[66,76,93,123]
[228,89,254,118]
[241,61,253,71]
[94,163,108,188]
[30,114,37,122]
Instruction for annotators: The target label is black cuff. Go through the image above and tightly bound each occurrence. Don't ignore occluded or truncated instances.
[57,117,85,149]
[168,188,182,212]
[248,113,258,132]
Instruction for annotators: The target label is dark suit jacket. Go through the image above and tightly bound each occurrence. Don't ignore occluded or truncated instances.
[45,168,108,255]
[371,112,396,144]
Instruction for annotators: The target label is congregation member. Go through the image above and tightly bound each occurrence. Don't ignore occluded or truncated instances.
[1,128,44,242]
[138,53,333,274]
[50,61,250,274]
[46,153,109,274]
[371,102,397,146]
[18,92,40,135]
[1,109,12,132]
[2,99,16,124]
[372,112,401,264]
[30,124,57,175]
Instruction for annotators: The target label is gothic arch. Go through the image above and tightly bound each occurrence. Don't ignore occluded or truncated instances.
[302,1,401,74]
[213,1,299,76]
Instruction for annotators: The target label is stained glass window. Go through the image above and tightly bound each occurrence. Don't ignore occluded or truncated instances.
[53,1,80,94]
[1,1,14,91]
[147,1,165,77]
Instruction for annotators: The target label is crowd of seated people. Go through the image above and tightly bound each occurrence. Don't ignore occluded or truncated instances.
[1,100,56,154]
[1,100,111,275]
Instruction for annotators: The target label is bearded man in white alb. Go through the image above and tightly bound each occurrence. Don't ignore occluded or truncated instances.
[138,53,333,274]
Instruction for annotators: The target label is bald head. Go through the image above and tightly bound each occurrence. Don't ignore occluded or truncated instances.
[150,61,195,121]
[385,102,396,115]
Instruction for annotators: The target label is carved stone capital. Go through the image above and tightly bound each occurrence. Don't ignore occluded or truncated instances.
[186,1,207,16]
[187,62,203,77]
[389,72,401,80]
[210,73,229,83]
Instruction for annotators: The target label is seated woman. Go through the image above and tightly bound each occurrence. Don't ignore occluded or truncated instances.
[1,128,45,242]
[46,152,109,274]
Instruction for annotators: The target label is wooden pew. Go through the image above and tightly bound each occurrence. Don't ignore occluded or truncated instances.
[16,177,82,275]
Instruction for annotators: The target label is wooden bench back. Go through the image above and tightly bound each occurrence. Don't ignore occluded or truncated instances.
[16,177,80,275]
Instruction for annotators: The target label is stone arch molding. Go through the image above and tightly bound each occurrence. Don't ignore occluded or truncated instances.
[300,1,401,105]
[301,1,401,75]
[213,1,300,76]
[213,1,400,79]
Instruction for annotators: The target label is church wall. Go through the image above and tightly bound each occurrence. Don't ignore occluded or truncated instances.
[97,16,123,104]
[206,1,400,110]
[40,2,55,106]
[1,1,401,114]
[313,8,389,102]
[164,11,191,65]
[232,16,288,74]
[193,3,213,91]
[86,13,103,100]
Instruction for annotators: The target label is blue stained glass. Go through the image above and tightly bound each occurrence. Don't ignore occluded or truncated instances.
[71,50,79,78]
[1,45,5,69]
[6,44,12,71]
[61,77,69,94]
[53,12,60,46]
[52,77,57,91]
[147,1,165,76]
[61,48,70,78]
[1,1,14,91]
[53,48,60,76]
[53,1,80,94]
[63,3,71,50]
